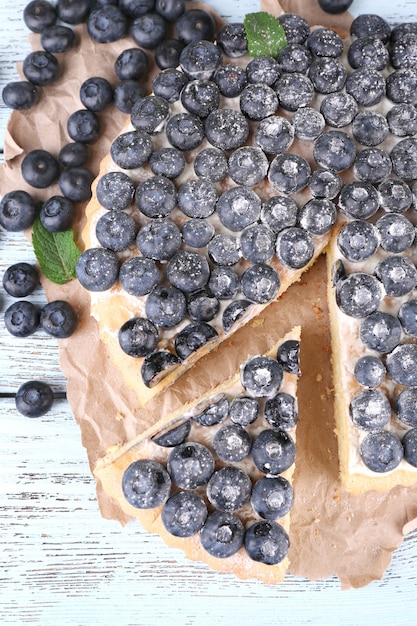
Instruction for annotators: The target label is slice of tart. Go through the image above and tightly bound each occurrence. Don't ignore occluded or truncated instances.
[94,327,301,583]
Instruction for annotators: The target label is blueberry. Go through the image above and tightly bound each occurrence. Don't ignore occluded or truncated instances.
[350,14,391,43]
[387,104,417,137]
[119,0,154,18]
[186,289,219,322]
[175,8,215,44]
[207,467,252,512]
[205,108,249,151]
[251,429,296,474]
[200,511,244,558]
[113,80,145,114]
[396,388,417,427]
[398,300,417,336]
[80,76,113,112]
[193,394,229,427]
[180,79,220,118]
[59,142,89,168]
[152,419,191,447]
[246,56,280,86]
[335,272,384,318]
[352,110,389,147]
[240,224,276,263]
[386,68,417,105]
[58,167,94,202]
[155,38,185,69]
[118,317,159,358]
[115,47,148,80]
[353,148,392,184]
[264,393,298,430]
[308,169,342,199]
[56,0,90,23]
[96,211,137,252]
[349,388,391,431]
[76,248,119,292]
[277,340,301,376]
[22,50,59,86]
[174,322,218,359]
[152,68,188,103]
[15,380,54,418]
[21,149,60,189]
[194,147,228,182]
[386,344,417,386]
[162,492,207,538]
[306,27,343,57]
[130,95,170,134]
[251,476,294,520]
[336,220,380,263]
[255,116,294,155]
[179,40,222,81]
[320,92,358,127]
[41,24,76,53]
[360,311,402,354]
[318,0,353,13]
[376,214,415,253]
[278,44,312,74]
[208,267,239,300]
[208,234,241,267]
[0,190,36,231]
[331,259,347,286]
[277,13,310,45]
[2,81,39,110]
[261,196,298,233]
[390,23,417,43]
[268,153,311,193]
[273,72,314,112]
[241,263,280,304]
[67,109,100,144]
[212,424,252,462]
[216,186,261,232]
[165,112,205,151]
[275,227,314,270]
[378,179,412,213]
[222,299,252,333]
[4,301,40,337]
[228,147,269,187]
[359,430,403,473]
[403,429,417,467]
[390,138,417,180]
[345,69,386,107]
[145,285,186,328]
[135,175,176,218]
[213,64,247,97]
[167,250,210,293]
[347,36,389,70]
[298,198,336,236]
[338,181,379,220]
[96,172,135,211]
[354,355,386,389]
[292,106,325,142]
[40,300,78,338]
[181,218,214,248]
[241,355,283,398]
[111,130,153,170]
[40,195,75,232]
[150,148,185,180]
[122,459,171,509]
[390,34,417,69]
[167,441,214,489]
[245,520,290,565]
[3,263,39,298]
[141,349,180,387]
[313,131,356,173]
[155,0,185,21]
[374,255,417,297]
[130,13,167,48]
[119,256,160,296]
[215,22,247,57]
[24,0,56,33]
[229,396,259,426]
[308,58,347,94]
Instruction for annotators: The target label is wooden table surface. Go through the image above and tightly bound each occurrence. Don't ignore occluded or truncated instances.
[1,1,417,624]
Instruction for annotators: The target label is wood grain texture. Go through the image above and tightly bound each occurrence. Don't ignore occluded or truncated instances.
[1,1,417,624]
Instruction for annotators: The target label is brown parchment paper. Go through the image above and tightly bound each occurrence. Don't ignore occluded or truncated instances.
[2,0,417,589]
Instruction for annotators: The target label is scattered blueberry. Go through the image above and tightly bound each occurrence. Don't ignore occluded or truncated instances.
[350,14,391,43]
[165,112,205,151]
[278,44,311,74]
[40,300,78,338]
[193,147,228,182]
[122,459,171,509]
[245,520,290,565]
[56,0,90,24]
[178,179,217,219]
[80,77,113,112]
[96,211,137,252]
[181,218,214,248]
[308,57,347,94]
[166,250,210,293]
[240,224,276,264]
[152,67,188,102]
[162,492,207,537]
[15,380,54,418]
[390,138,417,180]
[40,195,75,232]
[130,12,167,48]
[58,166,94,202]
[150,147,185,179]
[386,68,417,104]
[175,8,215,44]
[352,110,389,147]
[113,79,145,114]
[320,92,357,128]
[21,149,60,189]
[59,142,89,168]
[349,388,391,430]
[23,0,56,33]
[246,55,281,85]
[277,13,309,45]
[213,63,247,97]
[41,24,76,53]
[3,262,39,298]
[308,169,342,200]
[4,301,40,337]
[347,36,389,70]
[386,103,417,137]
[155,0,185,21]
[313,130,356,173]
[208,234,241,267]
[167,441,214,489]
[131,95,170,135]
[251,476,294,521]
[115,47,149,80]
[200,511,244,558]
[298,198,336,236]
[345,69,386,107]
[0,190,37,231]
[277,340,301,376]
[22,50,59,86]
[390,33,417,69]
[306,27,343,57]
[207,467,252,512]
[292,106,325,142]
[353,147,392,184]
[359,430,403,473]
[2,81,38,110]
[180,79,220,118]
[155,38,184,69]
[396,388,417,428]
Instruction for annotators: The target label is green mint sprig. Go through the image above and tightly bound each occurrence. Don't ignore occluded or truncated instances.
[32,216,81,284]
[244,12,288,59]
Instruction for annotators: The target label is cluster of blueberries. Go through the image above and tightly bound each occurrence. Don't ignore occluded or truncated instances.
[122,340,300,564]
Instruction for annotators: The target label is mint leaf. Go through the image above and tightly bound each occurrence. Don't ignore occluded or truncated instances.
[244,12,287,59]
[32,217,81,284]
